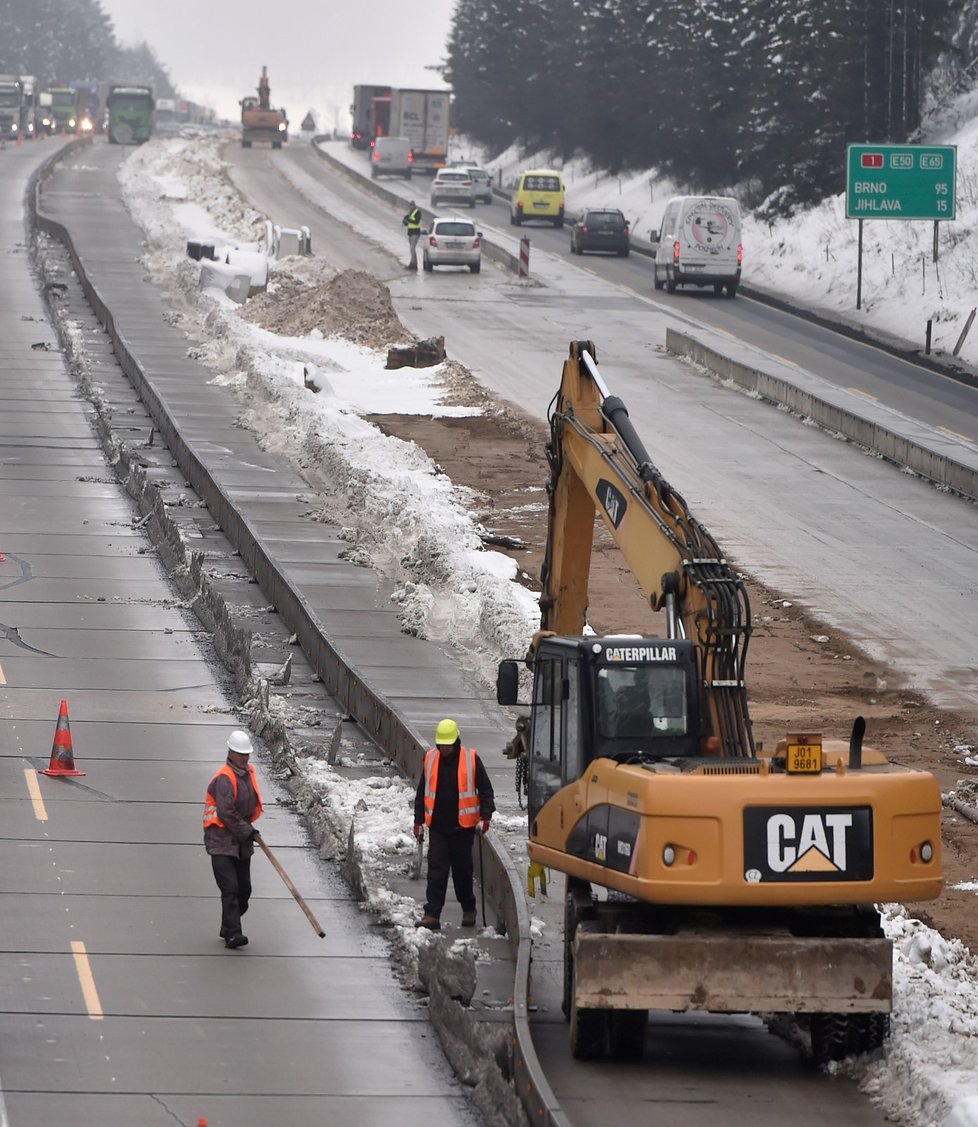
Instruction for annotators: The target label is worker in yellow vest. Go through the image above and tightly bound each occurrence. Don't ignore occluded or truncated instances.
[402,200,422,270]
[203,730,263,949]
[413,718,495,930]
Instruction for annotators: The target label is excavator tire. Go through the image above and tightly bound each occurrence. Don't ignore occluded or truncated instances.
[564,881,610,1060]
[570,998,608,1061]
[607,1009,647,1062]
[809,1013,849,1064]
[809,1012,888,1064]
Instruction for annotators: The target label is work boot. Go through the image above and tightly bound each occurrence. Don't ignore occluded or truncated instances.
[225,934,249,949]
[415,914,441,931]
[461,911,477,928]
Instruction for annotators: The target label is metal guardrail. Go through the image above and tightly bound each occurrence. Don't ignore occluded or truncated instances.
[31,137,567,1127]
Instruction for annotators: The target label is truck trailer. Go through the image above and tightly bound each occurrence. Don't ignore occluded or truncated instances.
[386,88,450,174]
[350,84,390,149]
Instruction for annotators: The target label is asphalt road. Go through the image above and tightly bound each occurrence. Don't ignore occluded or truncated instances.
[0,138,479,1127]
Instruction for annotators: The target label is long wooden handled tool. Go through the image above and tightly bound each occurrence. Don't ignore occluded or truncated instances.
[256,836,325,938]
[411,828,424,880]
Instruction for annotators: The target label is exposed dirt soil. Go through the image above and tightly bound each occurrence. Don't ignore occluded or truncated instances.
[365,407,978,954]
[244,267,411,348]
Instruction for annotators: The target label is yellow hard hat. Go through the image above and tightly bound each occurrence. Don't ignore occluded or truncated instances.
[435,718,460,745]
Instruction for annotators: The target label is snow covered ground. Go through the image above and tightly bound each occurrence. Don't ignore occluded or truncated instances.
[103,127,978,1127]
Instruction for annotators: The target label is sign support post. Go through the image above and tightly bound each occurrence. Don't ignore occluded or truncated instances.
[856,220,863,311]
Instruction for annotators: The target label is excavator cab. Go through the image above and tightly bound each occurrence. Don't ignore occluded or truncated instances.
[499,635,704,820]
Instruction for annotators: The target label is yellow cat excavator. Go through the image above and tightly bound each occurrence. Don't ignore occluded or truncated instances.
[497,340,942,1064]
[240,66,288,149]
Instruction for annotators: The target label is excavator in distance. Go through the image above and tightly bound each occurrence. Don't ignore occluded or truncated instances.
[496,340,943,1064]
[240,66,288,149]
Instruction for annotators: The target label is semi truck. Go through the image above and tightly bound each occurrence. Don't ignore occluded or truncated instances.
[497,340,943,1065]
[38,86,79,133]
[0,75,36,139]
[350,84,390,149]
[71,81,99,133]
[106,85,154,144]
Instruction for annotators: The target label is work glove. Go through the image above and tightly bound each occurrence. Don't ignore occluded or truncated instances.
[480,819,491,835]
[413,823,424,840]
[249,826,262,842]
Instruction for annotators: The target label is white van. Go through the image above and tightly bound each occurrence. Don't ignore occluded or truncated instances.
[371,136,413,179]
[652,196,742,297]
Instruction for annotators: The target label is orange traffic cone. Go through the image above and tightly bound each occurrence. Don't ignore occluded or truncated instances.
[40,700,85,777]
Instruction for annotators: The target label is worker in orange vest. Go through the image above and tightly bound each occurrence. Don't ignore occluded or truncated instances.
[413,718,495,931]
[203,730,263,949]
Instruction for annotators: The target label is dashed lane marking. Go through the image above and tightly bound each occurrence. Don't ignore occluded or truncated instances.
[23,769,48,821]
[70,941,104,1020]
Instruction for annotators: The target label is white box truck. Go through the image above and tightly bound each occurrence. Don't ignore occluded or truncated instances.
[387,89,450,175]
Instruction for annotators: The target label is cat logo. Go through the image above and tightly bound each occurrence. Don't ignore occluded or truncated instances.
[743,806,873,882]
[767,812,852,872]
[597,478,627,529]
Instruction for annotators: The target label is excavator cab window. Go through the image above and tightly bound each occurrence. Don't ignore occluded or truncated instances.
[595,665,689,749]
[527,655,583,817]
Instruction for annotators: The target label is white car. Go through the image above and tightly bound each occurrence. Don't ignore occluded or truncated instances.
[422,218,482,273]
[459,166,493,204]
[430,169,477,208]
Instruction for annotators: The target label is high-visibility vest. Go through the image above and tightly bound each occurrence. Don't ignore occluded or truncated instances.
[203,763,263,829]
[422,746,480,828]
[405,207,421,232]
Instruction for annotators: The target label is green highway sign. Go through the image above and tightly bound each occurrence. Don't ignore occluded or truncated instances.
[846,144,956,221]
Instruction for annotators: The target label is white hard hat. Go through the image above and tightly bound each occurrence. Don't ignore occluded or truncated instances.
[227,730,253,755]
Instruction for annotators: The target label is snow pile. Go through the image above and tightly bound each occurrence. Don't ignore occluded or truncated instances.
[837,908,978,1123]
[118,136,540,678]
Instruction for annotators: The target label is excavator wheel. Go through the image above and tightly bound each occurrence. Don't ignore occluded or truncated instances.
[810,1010,891,1065]
[564,880,610,1060]
[607,1009,647,1062]
[570,998,608,1061]
[845,1013,890,1056]
[809,1013,849,1064]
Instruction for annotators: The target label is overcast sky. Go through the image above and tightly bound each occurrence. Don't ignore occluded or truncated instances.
[100,0,457,127]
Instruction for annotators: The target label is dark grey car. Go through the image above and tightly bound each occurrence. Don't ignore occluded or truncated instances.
[570,208,630,256]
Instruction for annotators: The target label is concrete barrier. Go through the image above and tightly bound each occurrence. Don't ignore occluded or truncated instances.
[198,260,253,304]
[667,327,978,503]
[223,247,268,295]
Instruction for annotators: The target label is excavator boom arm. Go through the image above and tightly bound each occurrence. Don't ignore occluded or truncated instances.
[539,340,754,755]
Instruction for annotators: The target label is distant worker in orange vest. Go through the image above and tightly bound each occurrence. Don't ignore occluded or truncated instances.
[203,730,263,949]
[413,718,495,931]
